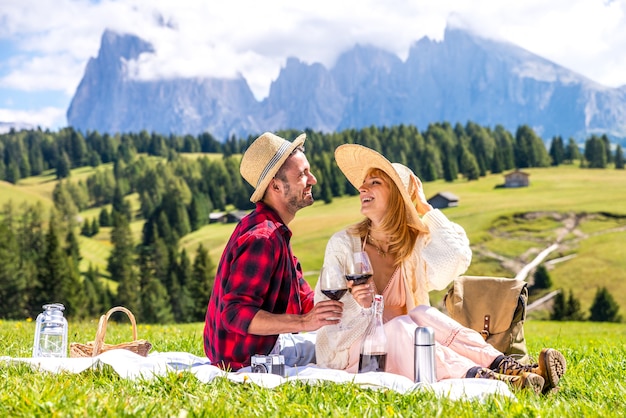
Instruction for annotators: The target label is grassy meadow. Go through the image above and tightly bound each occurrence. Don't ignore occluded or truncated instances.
[1,318,625,417]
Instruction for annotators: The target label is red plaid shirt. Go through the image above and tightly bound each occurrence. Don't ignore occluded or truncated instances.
[203,202,314,370]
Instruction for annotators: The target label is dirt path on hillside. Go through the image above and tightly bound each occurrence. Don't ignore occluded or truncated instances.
[473,211,626,285]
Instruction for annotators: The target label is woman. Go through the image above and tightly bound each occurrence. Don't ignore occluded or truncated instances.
[314,144,566,394]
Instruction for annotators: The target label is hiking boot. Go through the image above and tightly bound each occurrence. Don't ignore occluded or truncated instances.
[466,366,545,395]
[490,348,566,394]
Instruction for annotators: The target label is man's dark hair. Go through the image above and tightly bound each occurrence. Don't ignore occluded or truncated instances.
[274,145,305,183]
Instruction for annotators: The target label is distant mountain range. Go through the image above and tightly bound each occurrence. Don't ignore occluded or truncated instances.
[67,27,626,144]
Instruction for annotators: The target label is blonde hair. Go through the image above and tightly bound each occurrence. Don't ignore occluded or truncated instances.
[348,168,421,265]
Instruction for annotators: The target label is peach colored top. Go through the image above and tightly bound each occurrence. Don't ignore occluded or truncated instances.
[379,267,407,323]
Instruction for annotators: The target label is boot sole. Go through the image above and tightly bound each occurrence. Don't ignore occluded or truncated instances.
[539,348,567,394]
[523,373,545,395]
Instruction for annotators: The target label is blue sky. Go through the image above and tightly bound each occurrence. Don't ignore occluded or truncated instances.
[1,0,625,132]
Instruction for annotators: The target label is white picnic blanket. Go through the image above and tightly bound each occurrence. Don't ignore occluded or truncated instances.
[1,350,514,400]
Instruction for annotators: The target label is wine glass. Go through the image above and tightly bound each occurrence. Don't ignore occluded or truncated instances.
[319,266,348,330]
[344,251,374,286]
[319,266,348,302]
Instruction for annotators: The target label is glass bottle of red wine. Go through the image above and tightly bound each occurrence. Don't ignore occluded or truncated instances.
[358,294,387,373]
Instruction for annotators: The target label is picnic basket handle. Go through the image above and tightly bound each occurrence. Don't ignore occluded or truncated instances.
[91,306,138,356]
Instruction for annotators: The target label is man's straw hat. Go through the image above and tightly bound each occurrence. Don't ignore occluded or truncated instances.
[335,144,428,232]
[240,132,307,202]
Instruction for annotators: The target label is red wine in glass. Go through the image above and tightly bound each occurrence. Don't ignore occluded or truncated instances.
[320,266,348,301]
[345,273,372,285]
[358,352,387,373]
[321,288,348,300]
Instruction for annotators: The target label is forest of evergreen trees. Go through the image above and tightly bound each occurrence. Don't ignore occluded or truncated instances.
[0,122,624,322]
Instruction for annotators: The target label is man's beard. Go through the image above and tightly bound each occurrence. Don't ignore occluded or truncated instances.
[283,182,314,212]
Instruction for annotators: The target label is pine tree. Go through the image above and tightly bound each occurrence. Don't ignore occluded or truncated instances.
[60,255,88,319]
[564,138,581,163]
[108,212,140,313]
[81,220,92,237]
[173,249,195,322]
[65,229,81,264]
[514,125,550,168]
[565,290,585,321]
[35,212,71,310]
[141,275,175,323]
[56,150,71,179]
[490,147,504,174]
[550,289,566,320]
[615,145,624,169]
[532,265,552,290]
[493,125,516,170]
[459,147,480,180]
[584,135,607,168]
[99,207,111,227]
[0,216,28,319]
[589,287,621,322]
[26,131,45,175]
[601,134,612,164]
[52,181,79,226]
[549,136,565,166]
[91,218,100,236]
[83,264,104,316]
[15,202,46,316]
[6,160,20,183]
[137,245,174,323]
[161,190,191,240]
[111,185,132,223]
[188,244,215,321]
[465,121,494,176]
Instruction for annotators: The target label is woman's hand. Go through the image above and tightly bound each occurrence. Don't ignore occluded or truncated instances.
[348,280,375,308]
[411,174,433,216]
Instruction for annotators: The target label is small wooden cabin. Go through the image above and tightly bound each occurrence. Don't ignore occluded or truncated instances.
[504,170,530,188]
[427,192,459,209]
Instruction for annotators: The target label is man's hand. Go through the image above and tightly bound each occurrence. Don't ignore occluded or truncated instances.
[248,301,343,335]
[299,300,344,332]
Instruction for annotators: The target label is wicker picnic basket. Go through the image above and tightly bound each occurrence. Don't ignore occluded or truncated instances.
[70,306,152,358]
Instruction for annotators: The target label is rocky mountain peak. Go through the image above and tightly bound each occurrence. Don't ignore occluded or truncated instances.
[67,28,626,142]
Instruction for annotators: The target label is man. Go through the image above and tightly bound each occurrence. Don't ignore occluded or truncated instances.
[203,132,343,370]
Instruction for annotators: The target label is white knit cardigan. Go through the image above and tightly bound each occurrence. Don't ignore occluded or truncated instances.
[314,209,472,370]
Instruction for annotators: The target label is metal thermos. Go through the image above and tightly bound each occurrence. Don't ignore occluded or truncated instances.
[414,326,436,383]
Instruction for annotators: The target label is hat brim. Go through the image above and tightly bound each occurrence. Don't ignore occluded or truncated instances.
[250,133,307,202]
[335,144,427,232]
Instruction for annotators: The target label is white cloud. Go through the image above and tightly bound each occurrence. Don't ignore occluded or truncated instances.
[1,0,626,128]
[0,53,84,94]
[0,106,66,130]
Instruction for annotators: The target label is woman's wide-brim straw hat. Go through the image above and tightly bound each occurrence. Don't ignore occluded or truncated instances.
[240,132,307,203]
[335,144,428,232]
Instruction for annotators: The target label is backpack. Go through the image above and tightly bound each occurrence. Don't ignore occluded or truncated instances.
[443,275,529,363]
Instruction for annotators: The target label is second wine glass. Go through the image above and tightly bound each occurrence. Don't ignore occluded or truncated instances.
[344,251,374,286]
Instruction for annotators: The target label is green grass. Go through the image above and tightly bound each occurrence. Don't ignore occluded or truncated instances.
[1,319,625,417]
[0,180,54,211]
